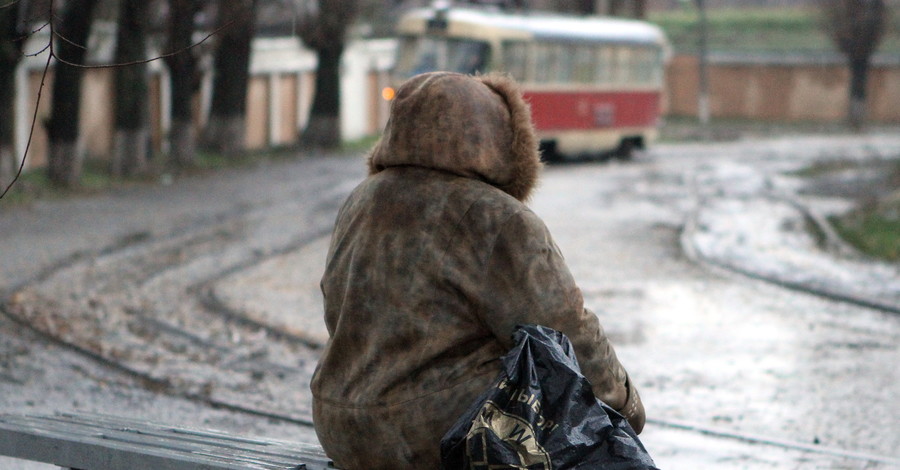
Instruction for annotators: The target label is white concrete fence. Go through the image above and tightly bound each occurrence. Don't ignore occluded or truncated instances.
[13,28,398,169]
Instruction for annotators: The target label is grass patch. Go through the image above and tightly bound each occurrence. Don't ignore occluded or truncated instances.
[787,161,849,178]
[342,135,380,153]
[0,152,257,206]
[193,151,236,170]
[0,159,128,205]
[830,204,900,261]
[791,158,900,262]
[648,7,900,55]
[786,159,881,178]
[0,139,376,207]
[188,147,299,171]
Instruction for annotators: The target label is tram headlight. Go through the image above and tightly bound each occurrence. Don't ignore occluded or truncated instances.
[382,86,396,101]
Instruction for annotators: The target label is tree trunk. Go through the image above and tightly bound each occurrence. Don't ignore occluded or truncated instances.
[296,0,357,152]
[823,0,885,133]
[111,0,150,177]
[1,6,24,190]
[575,0,595,15]
[169,118,196,166]
[165,0,200,168]
[847,56,870,131]
[47,0,98,187]
[300,45,343,149]
[607,0,625,16]
[0,59,17,189]
[633,0,647,18]
[204,0,255,156]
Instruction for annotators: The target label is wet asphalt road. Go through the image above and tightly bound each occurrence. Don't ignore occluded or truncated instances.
[1,135,899,469]
[534,137,900,468]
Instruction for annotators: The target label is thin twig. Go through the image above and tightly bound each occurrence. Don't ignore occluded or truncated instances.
[25,42,50,57]
[30,22,50,35]
[50,19,234,70]
[53,28,88,51]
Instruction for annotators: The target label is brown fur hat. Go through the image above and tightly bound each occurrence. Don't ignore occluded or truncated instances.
[367,72,542,202]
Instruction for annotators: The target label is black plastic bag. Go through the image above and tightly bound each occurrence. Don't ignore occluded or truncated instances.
[441,324,657,470]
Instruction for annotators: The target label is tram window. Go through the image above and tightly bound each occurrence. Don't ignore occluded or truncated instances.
[607,46,626,83]
[572,45,595,83]
[555,44,573,82]
[644,48,664,86]
[395,37,442,77]
[596,46,615,84]
[650,49,664,85]
[627,47,661,85]
[448,41,490,75]
[614,46,630,84]
[629,47,645,84]
[534,43,554,83]
[644,48,658,84]
[620,47,634,83]
[533,42,575,84]
[501,41,528,81]
[394,36,491,78]
[631,48,650,84]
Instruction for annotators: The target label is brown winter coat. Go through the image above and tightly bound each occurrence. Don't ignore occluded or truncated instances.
[310,72,644,469]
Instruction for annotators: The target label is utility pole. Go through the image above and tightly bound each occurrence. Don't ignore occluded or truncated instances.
[695,0,710,126]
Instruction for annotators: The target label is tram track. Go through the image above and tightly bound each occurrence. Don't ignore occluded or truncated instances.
[0,187,345,429]
[11,273,897,467]
[681,193,900,316]
[647,418,900,467]
[12,275,895,467]
[1,298,319,428]
[3,145,899,466]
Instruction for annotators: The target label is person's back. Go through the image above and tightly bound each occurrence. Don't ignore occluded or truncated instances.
[311,72,644,469]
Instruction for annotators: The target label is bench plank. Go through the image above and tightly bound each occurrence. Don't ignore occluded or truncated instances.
[0,413,335,470]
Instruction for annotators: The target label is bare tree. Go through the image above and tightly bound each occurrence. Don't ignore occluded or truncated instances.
[1,1,26,188]
[0,0,229,196]
[530,0,646,16]
[356,0,404,37]
[203,0,256,155]
[632,0,647,18]
[605,0,646,17]
[297,0,360,149]
[46,0,99,187]
[164,0,204,167]
[576,0,595,14]
[111,0,151,177]
[823,0,888,130]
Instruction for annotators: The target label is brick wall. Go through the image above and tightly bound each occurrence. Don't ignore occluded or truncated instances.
[666,54,900,123]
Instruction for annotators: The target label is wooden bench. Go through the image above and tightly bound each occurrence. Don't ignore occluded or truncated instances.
[0,412,336,469]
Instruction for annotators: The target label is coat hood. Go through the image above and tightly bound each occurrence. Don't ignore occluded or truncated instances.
[367,72,542,202]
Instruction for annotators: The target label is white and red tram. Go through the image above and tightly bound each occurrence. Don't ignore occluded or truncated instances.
[386,5,670,160]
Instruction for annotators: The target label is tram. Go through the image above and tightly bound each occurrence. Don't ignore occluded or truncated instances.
[386,5,670,160]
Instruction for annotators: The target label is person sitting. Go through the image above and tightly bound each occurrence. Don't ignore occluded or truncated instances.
[311,71,645,469]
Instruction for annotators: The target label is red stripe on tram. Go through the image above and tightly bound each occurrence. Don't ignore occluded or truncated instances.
[523,90,661,131]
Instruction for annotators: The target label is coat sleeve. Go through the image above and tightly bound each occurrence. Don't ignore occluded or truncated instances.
[477,209,645,433]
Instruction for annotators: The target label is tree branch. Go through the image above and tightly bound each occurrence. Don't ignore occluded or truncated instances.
[50,20,233,70]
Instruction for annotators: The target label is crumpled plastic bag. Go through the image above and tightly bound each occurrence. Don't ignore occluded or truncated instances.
[441,324,658,470]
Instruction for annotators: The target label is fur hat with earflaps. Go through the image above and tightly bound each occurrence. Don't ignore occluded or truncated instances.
[367,72,542,202]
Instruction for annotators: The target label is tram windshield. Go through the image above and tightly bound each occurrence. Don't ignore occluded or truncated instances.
[394,36,491,78]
